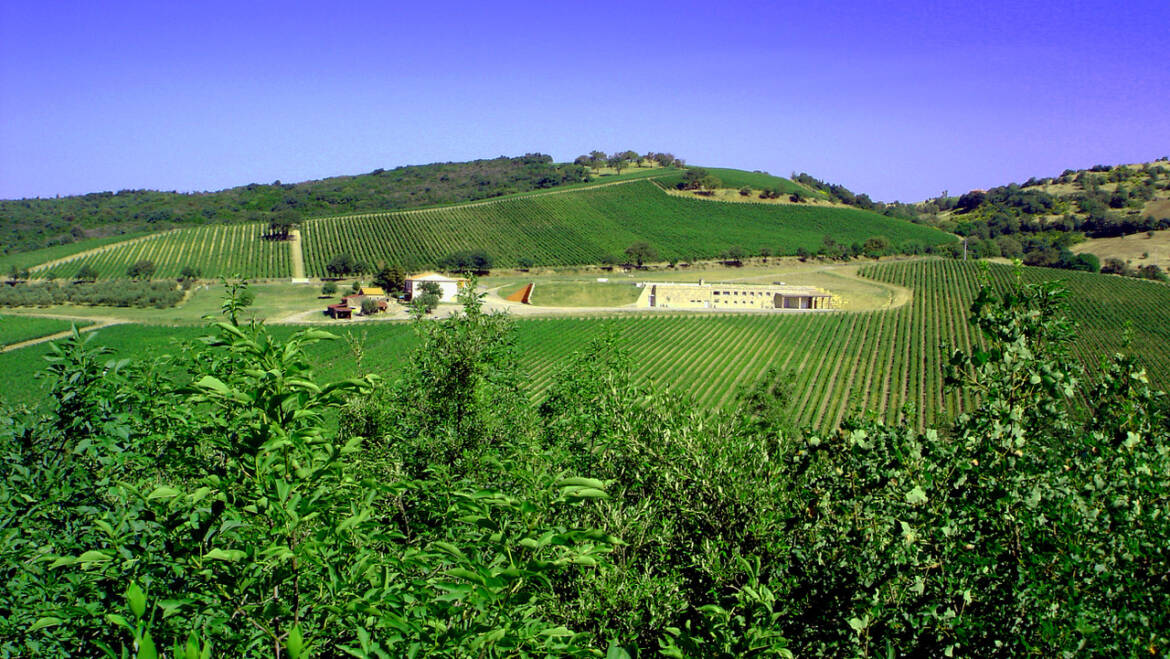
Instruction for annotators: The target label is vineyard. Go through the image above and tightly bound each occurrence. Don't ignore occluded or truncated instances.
[299,180,954,273]
[3,260,1166,431]
[37,223,290,280]
[0,315,91,348]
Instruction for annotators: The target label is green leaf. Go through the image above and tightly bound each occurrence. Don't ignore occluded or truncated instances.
[194,375,231,396]
[204,548,246,562]
[905,485,928,505]
[558,476,607,489]
[286,624,304,659]
[606,644,632,659]
[137,631,158,659]
[77,550,112,565]
[848,617,867,632]
[146,486,181,501]
[562,487,609,500]
[127,582,147,620]
[28,617,62,633]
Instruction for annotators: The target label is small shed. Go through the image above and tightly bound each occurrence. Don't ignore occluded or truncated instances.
[326,303,352,319]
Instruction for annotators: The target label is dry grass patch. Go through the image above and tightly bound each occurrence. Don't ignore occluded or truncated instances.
[1071,229,1170,271]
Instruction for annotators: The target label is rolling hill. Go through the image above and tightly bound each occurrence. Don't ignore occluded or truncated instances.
[30,175,954,279]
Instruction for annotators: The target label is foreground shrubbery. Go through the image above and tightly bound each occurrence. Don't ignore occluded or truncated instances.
[1,274,1167,656]
[0,279,184,308]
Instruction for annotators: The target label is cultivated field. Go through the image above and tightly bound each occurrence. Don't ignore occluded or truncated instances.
[0,315,91,348]
[301,180,953,274]
[37,223,291,280]
[4,260,1166,432]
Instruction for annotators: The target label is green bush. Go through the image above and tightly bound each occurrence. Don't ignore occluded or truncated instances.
[2,271,1167,656]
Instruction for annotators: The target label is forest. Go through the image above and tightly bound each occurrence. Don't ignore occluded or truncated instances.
[1,272,1166,657]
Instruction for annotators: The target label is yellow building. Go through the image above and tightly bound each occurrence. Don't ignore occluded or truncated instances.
[636,280,830,310]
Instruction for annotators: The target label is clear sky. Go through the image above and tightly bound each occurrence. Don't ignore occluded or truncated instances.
[1,0,1167,202]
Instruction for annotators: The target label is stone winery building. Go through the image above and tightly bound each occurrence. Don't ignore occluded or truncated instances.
[636,280,831,311]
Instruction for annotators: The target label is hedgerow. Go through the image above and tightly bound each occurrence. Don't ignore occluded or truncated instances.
[0,280,184,308]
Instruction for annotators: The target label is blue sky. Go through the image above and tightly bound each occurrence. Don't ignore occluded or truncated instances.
[1,0,1167,202]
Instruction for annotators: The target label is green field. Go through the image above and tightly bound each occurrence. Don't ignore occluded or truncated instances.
[496,281,643,307]
[38,223,291,280]
[301,180,954,273]
[655,168,811,195]
[0,315,92,348]
[4,260,1166,430]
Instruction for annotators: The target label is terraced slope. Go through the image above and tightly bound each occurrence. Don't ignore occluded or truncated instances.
[301,180,954,273]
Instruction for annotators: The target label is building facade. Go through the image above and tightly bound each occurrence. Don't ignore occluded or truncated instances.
[404,272,469,303]
[637,280,830,310]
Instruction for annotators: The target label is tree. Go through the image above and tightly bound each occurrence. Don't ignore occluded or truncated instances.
[517,256,535,271]
[723,245,746,264]
[360,298,379,315]
[862,236,890,259]
[126,260,155,280]
[607,154,628,175]
[327,253,356,277]
[372,263,406,296]
[625,242,657,267]
[321,281,338,296]
[7,265,30,281]
[179,266,201,281]
[75,265,99,283]
[411,281,442,314]
[267,211,296,240]
[739,186,752,196]
[439,250,492,275]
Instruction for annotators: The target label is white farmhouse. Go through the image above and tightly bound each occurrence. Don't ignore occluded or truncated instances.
[404,271,469,303]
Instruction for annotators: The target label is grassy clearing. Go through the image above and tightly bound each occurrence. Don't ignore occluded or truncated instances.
[0,281,329,325]
[654,168,810,195]
[664,187,840,206]
[525,281,642,307]
[486,260,908,312]
[0,315,93,348]
[1071,229,1170,271]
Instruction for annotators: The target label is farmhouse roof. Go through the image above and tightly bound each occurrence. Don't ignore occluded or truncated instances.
[407,271,468,282]
[359,286,385,296]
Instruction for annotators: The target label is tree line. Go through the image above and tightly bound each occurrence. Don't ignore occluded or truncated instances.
[0,155,591,258]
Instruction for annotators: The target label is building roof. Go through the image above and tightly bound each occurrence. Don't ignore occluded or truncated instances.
[407,271,468,283]
[327,303,349,310]
[359,286,385,296]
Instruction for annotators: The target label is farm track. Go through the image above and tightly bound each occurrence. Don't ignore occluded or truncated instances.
[0,319,124,353]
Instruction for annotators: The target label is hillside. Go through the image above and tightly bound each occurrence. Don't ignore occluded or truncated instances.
[908,160,1170,272]
[297,179,953,274]
[0,154,590,257]
[32,177,955,279]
